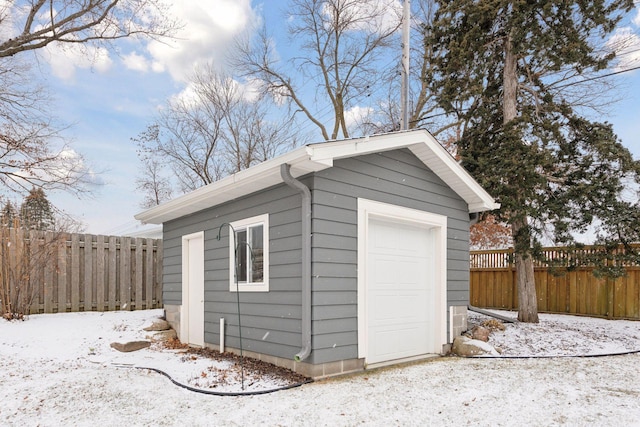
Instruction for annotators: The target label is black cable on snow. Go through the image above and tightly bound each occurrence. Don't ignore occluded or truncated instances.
[457,348,640,360]
[132,366,313,397]
[120,350,640,396]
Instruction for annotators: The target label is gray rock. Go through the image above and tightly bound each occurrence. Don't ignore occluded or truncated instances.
[471,325,491,342]
[143,319,171,332]
[451,335,499,357]
[110,340,151,352]
[147,329,177,342]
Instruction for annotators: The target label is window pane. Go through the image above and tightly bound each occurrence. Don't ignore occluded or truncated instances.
[250,225,264,282]
[235,230,247,282]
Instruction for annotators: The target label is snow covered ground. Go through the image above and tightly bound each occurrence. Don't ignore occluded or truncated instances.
[1,309,639,426]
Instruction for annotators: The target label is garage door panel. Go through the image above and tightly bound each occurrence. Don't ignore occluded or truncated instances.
[370,325,430,360]
[370,292,428,323]
[371,256,429,289]
[366,217,437,364]
[371,221,431,251]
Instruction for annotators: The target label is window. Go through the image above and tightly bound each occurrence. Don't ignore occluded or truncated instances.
[229,214,269,292]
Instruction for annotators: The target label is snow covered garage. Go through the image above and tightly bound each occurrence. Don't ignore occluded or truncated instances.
[135,130,499,377]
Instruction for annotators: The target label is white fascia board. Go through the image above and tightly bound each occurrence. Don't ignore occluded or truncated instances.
[135,146,324,224]
[469,201,501,213]
[309,131,422,163]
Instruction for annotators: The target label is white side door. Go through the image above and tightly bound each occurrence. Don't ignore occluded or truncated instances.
[182,232,204,346]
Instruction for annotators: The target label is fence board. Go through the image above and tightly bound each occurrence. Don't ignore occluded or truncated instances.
[29,230,39,315]
[120,237,131,311]
[135,237,143,310]
[71,234,80,312]
[471,247,640,320]
[58,234,68,312]
[155,242,163,306]
[108,236,117,311]
[43,232,54,313]
[96,235,105,312]
[84,234,93,311]
[145,238,153,310]
[0,230,162,316]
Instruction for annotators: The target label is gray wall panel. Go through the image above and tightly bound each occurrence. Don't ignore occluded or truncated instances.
[162,183,305,361]
[308,149,471,364]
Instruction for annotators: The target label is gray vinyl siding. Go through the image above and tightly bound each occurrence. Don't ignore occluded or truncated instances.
[309,148,470,364]
[161,236,182,305]
[162,183,305,361]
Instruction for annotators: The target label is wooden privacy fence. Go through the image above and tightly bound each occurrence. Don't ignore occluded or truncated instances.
[470,248,640,320]
[0,228,163,316]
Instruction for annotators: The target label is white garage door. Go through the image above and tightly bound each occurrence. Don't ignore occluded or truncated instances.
[366,217,437,364]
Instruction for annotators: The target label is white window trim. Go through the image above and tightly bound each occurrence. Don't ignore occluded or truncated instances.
[229,214,269,292]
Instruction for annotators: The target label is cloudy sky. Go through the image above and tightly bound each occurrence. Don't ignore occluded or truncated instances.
[22,0,640,235]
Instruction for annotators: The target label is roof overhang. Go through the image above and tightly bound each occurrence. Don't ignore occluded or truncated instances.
[135,130,500,224]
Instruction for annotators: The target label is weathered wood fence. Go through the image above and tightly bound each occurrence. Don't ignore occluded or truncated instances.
[0,228,162,315]
[470,248,640,320]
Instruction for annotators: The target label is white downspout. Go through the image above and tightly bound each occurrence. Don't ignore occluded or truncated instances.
[280,163,312,362]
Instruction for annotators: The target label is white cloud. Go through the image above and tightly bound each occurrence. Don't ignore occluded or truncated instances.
[44,41,113,81]
[170,74,260,109]
[144,0,258,82]
[241,78,263,103]
[51,149,104,187]
[607,27,640,72]
[8,0,255,83]
[634,3,640,27]
[123,52,150,72]
[344,105,374,129]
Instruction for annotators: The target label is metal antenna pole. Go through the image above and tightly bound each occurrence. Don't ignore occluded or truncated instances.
[400,0,411,131]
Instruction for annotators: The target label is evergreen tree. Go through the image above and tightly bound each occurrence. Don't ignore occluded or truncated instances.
[429,0,640,322]
[20,188,55,231]
[1,201,17,227]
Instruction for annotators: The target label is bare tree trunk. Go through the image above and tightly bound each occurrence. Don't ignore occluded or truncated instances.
[513,219,539,323]
[504,31,539,323]
[503,32,518,125]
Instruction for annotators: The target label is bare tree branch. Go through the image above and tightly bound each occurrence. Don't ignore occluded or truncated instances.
[134,64,296,203]
[235,0,401,141]
[0,0,179,58]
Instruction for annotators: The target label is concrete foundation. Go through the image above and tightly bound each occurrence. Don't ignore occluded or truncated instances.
[207,343,366,379]
[163,304,181,338]
[450,305,468,340]
[165,303,451,379]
